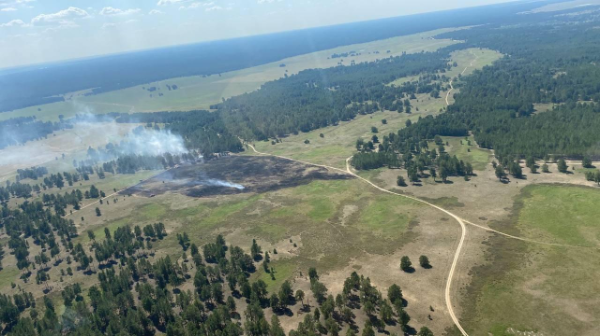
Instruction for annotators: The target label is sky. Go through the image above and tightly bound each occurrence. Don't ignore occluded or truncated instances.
[0,0,517,68]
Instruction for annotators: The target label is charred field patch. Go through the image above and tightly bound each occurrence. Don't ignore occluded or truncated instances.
[122,155,352,198]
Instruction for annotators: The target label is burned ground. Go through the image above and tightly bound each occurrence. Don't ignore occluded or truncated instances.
[122,155,352,198]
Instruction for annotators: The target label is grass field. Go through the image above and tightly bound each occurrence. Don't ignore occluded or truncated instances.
[442,135,492,171]
[61,178,426,271]
[443,48,503,106]
[0,28,464,122]
[387,48,502,89]
[387,74,420,87]
[515,185,600,246]
[456,184,600,336]
[253,110,429,169]
[446,48,503,79]
[533,102,556,114]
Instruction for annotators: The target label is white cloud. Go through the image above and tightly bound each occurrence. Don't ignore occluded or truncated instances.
[0,0,33,7]
[188,1,211,9]
[205,5,224,11]
[0,19,27,27]
[43,20,78,33]
[157,0,185,5]
[257,0,282,3]
[178,1,230,11]
[102,19,138,30]
[31,7,89,25]
[100,7,141,16]
[1,7,16,11]
[149,9,164,15]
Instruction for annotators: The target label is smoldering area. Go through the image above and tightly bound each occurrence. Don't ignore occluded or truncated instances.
[121,156,352,198]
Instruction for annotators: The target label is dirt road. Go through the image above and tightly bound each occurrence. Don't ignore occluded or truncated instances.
[445,80,455,106]
[246,143,470,335]
[343,157,470,336]
[245,142,584,335]
[445,51,480,107]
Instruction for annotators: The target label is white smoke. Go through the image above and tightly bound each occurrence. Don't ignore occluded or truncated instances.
[199,178,245,190]
[69,103,187,157]
[0,105,236,190]
[0,107,188,180]
[0,119,135,181]
[159,169,245,191]
[119,127,187,156]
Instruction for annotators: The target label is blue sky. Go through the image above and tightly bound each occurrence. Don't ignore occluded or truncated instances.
[0,0,514,68]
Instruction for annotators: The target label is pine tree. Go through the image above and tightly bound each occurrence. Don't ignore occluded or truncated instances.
[557,159,568,173]
[495,165,506,181]
[270,315,286,336]
[419,255,431,268]
[542,163,550,173]
[400,256,412,272]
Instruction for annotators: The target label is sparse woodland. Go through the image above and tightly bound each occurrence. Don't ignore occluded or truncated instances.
[0,223,426,336]
[2,4,600,336]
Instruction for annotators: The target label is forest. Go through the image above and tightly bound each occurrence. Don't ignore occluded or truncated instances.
[64,7,600,175]
[396,9,600,160]
[348,10,600,174]
[219,7,600,163]
[218,51,449,140]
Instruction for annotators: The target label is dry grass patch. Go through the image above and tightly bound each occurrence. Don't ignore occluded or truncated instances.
[453,184,600,336]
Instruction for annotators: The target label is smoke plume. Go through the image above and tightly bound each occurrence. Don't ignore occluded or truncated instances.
[199,179,245,190]
[0,107,241,191]
[119,127,187,156]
